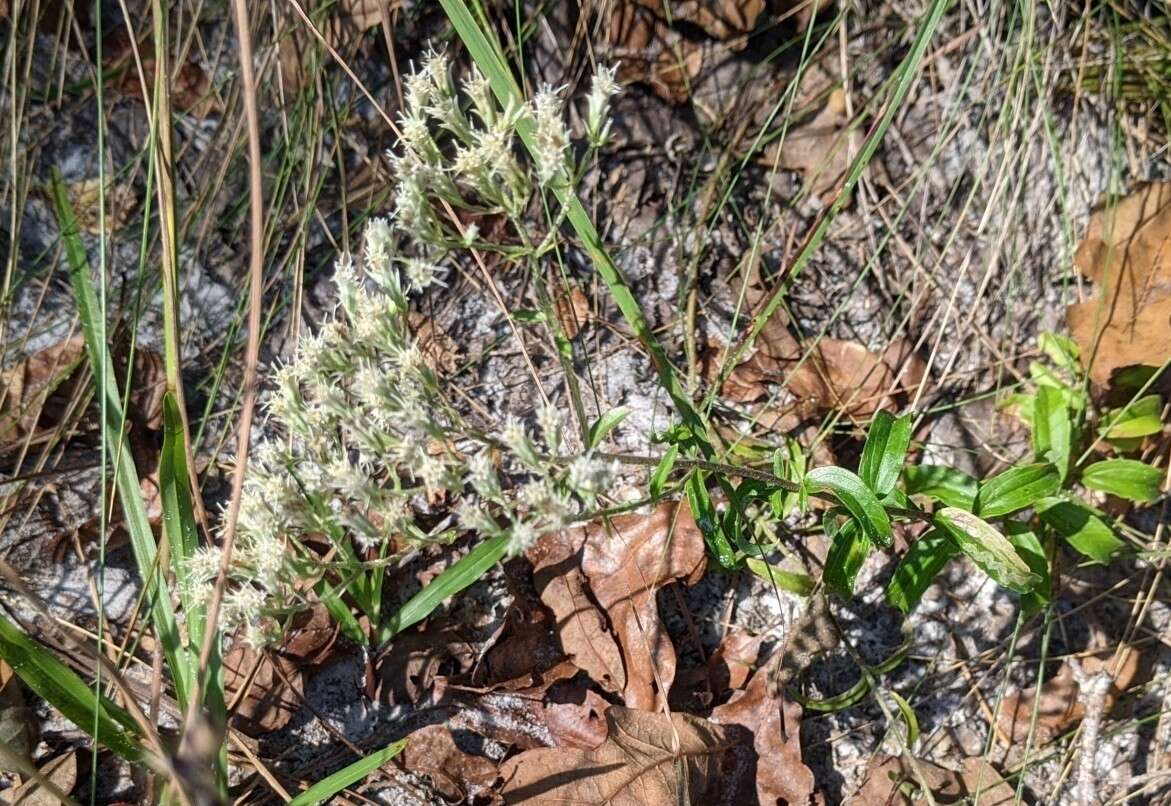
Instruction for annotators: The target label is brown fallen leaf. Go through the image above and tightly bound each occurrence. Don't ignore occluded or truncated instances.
[1067,181,1171,389]
[671,627,762,710]
[762,87,850,199]
[105,31,222,118]
[847,754,1014,805]
[632,0,765,45]
[397,724,500,802]
[277,0,402,93]
[553,285,591,340]
[377,623,478,706]
[223,641,303,736]
[996,649,1140,746]
[65,178,137,234]
[710,652,817,805]
[607,2,708,104]
[499,707,735,804]
[580,501,706,710]
[0,750,77,806]
[473,562,564,688]
[0,661,36,764]
[528,528,626,695]
[0,338,86,445]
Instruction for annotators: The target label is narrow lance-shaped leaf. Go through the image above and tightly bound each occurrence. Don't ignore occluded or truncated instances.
[0,615,144,762]
[933,508,1040,594]
[51,170,192,709]
[859,411,913,496]
[823,518,872,597]
[804,467,892,546]
[380,534,508,642]
[1080,459,1163,503]
[586,408,629,450]
[974,462,1060,519]
[902,464,977,510]
[648,444,679,499]
[286,739,408,806]
[885,530,958,614]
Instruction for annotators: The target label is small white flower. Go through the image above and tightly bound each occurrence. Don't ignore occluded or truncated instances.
[586,64,620,145]
[537,403,564,454]
[501,416,540,467]
[531,85,569,184]
[507,519,539,556]
[457,500,501,535]
[567,454,619,501]
[403,257,443,292]
[467,450,501,499]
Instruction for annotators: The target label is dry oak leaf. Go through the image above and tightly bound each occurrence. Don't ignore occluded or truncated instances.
[710,653,817,805]
[528,528,627,694]
[631,0,765,45]
[789,338,926,417]
[499,707,735,805]
[580,501,706,711]
[847,754,1013,805]
[223,642,303,736]
[1067,181,1171,389]
[397,724,500,802]
[554,285,591,340]
[608,2,707,104]
[996,649,1139,746]
[277,0,402,92]
[0,337,86,445]
[762,87,850,199]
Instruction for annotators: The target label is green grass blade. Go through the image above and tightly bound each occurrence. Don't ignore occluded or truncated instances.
[160,392,227,797]
[379,533,509,643]
[286,738,408,806]
[0,614,143,762]
[50,169,193,709]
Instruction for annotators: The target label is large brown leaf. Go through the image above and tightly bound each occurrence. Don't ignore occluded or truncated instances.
[528,529,626,694]
[710,654,817,805]
[1067,181,1171,389]
[499,707,734,804]
[580,502,706,710]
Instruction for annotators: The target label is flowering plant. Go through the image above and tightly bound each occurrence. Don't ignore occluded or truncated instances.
[184,55,622,647]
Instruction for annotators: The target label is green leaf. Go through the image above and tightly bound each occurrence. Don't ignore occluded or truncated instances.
[859,411,913,496]
[889,690,920,746]
[1081,458,1163,502]
[1101,395,1164,440]
[287,738,408,806]
[1032,386,1071,480]
[885,530,958,614]
[804,467,893,547]
[933,508,1040,593]
[1039,332,1080,371]
[974,462,1061,519]
[0,615,144,762]
[586,408,629,450]
[381,534,508,640]
[648,444,679,499]
[744,558,814,596]
[823,519,872,597]
[902,464,977,510]
[1004,524,1050,612]
[51,170,192,709]
[1035,497,1124,564]
[685,471,738,569]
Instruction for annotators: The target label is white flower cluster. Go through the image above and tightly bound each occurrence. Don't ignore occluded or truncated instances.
[182,56,623,646]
